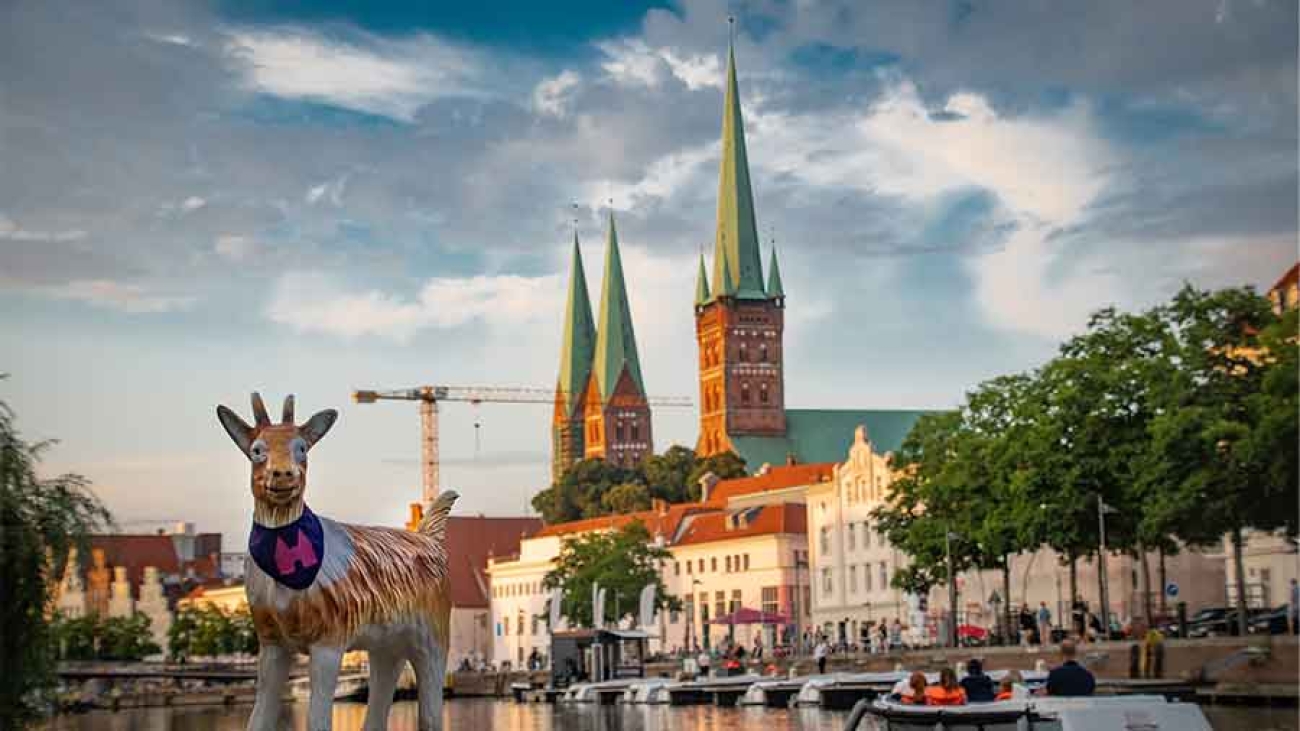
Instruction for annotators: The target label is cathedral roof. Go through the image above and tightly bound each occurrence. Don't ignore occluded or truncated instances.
[709,42,767,302]
[728,409,931,470]
[767,247,784,299]
[592,212,646,400]
[694,253,711,306]
[556,233,595,416]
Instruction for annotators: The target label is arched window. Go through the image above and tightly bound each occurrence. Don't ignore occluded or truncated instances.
[741,382,751,404]
[760,344,768,362]
[631,421,640,440]
[739,343,747,362]
[760,383,769,403]
[615,422,625,441]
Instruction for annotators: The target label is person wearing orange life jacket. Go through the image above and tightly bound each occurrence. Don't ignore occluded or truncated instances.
[924,668,968,706]
[994,670,1024,701]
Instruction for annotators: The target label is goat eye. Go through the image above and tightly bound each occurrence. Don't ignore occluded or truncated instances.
[291,438,308,464]
[250,439,268,463]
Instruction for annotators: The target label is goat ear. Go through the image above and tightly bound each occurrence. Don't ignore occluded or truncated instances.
[300,409,338,448]
[217,405,254,458]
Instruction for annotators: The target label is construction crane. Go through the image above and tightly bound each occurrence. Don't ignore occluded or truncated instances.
[352,385,692,505]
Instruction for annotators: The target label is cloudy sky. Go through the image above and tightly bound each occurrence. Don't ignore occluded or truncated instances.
[2,0,1295,546]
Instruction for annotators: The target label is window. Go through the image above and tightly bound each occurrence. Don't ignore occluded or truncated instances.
[518,647,524,664]
[760,383,769,403]
[504,616,510,636]
[532,616,539,634]
[741,382,750,404]
[700,596,709,624]
[715,591,726,618]
[760,344,768,362]
[698,559,705,573]
[631,422,640,440]
[519,610,527,636]
[730,589,741,613]
[675,562,680,576]
[848,565,858,594]
[847,523,856,551]
[686,560,692,575]
[711,557,717,572]
[739,344,748,362]
[865,564,873,593]
[819,527,830,554]
[879,562,888,589]
[615,422,625,441]
[822,568,833,596]
[743,554,750,571]
[761,587,778,614]
[862,522,871,548]
[725,556,733,573]
[684,597,694,625]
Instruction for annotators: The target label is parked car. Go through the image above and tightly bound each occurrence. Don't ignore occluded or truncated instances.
[1188,607,1270,638]
[1247,606,1291,635]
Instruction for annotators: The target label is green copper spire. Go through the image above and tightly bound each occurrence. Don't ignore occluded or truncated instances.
[766,247,784,299]
[592,212,646,400]
[710,40,766,300]
[557,232,595,416]
[694,253,711,306]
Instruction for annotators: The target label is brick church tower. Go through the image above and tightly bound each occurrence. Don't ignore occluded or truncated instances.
[582,213,653,467]
[695,42,787,458]
[552,233,596,480]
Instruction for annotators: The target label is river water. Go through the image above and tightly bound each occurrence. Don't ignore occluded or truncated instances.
[40,698,1298,730]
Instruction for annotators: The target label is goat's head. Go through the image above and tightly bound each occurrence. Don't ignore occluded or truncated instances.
[216,393,337,515]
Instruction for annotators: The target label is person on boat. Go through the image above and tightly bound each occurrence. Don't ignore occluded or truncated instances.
[959,658,996,702]
[1044,639,1096,696]
[924,667,967,706]
[893,671,928,704]
[995,670,1024,701]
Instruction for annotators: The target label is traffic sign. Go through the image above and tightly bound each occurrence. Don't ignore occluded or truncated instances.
[1165,582,1179,598]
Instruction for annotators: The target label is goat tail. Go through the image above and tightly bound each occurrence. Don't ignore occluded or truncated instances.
[418,490,458,545]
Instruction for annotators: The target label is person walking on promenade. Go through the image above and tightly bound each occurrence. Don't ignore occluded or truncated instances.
[1036,602,1052,647]
[1044,639,1096,696]
[813,636,830,674]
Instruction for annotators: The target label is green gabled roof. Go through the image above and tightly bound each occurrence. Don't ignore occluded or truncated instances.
[729,409,934,471]
[592,212,646,401]
[710,42,766,301]
[767,248,784,299]
[717,250,736,297]
[694,253,711,306]
[557,233,596,416]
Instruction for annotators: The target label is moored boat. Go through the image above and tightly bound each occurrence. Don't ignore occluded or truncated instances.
[846,694,1213,731]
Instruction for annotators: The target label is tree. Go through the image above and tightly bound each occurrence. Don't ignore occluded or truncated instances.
[531,457,641,523]
[640,446,697,503]
[542,522,678,628]
[169,604,258,661]
[0,392,112,726]
[1143,285,1286,634]
[601,482,651,514]
[685,451,747,499]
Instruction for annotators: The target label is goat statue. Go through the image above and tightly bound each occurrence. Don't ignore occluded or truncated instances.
[217,393,456,731]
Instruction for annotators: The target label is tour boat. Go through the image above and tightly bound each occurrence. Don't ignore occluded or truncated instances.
[847,693,1214,731]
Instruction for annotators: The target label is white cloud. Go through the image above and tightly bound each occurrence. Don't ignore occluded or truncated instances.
[42,280,196,313]
[585,143,717,212]
[265,271,563,341]
[532,70,581,118]
[214,234,257,261]
[181,196,206,213]
[305,175,348,206]
[146,32,194,47]
[224,30,482,121]
[597,40,723,90]
[0,214,87,243]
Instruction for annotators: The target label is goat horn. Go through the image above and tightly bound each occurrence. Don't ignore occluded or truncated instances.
[282,394,295,424]
[250,392,271,426]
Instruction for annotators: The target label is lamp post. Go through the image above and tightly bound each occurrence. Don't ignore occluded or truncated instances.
[687,579,702,653]
[1097,496,1117,642]
[946,530,960,648]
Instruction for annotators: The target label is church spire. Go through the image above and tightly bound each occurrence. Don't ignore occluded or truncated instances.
[767,247,784,299]
[694,252,711,306]
[557,232,595,416]
[710,35,766,300]
[592,212,646,400]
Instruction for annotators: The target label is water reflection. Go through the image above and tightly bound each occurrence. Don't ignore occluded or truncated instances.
[39,698,1296,731]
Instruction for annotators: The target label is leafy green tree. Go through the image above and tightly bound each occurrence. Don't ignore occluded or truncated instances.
[1143,285,1287,634]
[601,482,651,514]
[543,522,679,628]
[49,612,99,661]
[640,446,697,503]
[686,451,747,499]
[169,604,257,660]
[531,458,642,523]
[98,613,160,661]
[0,392,112,726]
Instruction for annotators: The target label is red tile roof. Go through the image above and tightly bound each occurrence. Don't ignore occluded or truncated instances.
[1270,262,1299,294]
[675,503,807,546]
[446,516,542,608]
[532,503,712,542]
[707,462,835,504]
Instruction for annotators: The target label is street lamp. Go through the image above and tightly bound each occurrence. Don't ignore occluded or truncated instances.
[946,530,960,648]
[1097,496,1118,642]
[687,579,702,653]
